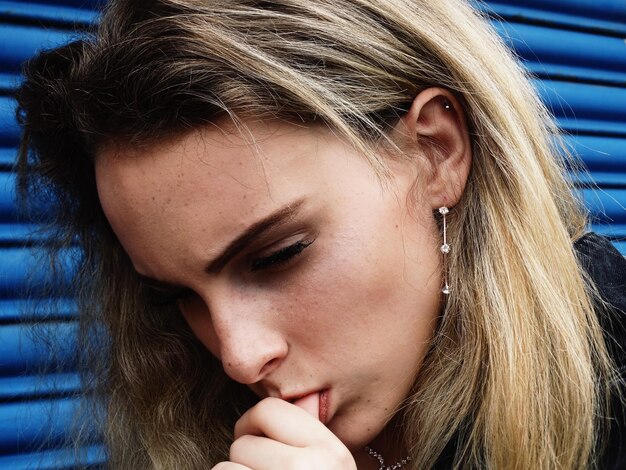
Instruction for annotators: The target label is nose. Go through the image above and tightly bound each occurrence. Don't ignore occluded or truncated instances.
[218,317,288,385]
[182,288,288,385]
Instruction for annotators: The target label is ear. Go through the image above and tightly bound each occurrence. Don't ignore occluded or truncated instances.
[394,87,472,209]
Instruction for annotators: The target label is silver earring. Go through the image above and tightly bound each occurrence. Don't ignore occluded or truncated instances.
[443,100,452,111]
[439,206,451,295]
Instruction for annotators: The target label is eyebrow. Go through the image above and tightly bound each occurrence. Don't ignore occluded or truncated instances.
[205,197,307,274]
[136,198,307,288]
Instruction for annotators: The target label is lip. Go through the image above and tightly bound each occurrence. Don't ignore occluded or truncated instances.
[282,388,332,425]
[319,388,331,424]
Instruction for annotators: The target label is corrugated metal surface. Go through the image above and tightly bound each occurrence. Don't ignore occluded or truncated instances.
[0,1,624,468]
[1,2,106,467]
[478,0,626,253]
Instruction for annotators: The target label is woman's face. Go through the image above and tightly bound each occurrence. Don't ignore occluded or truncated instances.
[95,119,443,452]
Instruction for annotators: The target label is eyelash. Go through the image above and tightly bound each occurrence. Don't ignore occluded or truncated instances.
[146,239,315,306]
[250,239,315,272]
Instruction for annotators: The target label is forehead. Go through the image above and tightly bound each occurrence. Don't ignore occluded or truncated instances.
[96,120,319,200]
[93,121,362,278]
[95,122,322,189]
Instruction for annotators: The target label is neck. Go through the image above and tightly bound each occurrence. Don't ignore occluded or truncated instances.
[353,417,408,470]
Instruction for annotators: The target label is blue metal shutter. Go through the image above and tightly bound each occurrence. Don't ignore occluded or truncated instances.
[0,1,624,469]
[478,0,626,253]
[0,2,105,469]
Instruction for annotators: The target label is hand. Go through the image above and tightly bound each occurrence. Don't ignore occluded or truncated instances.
[211,396,356,470]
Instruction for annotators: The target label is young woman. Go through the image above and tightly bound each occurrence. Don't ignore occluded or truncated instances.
[15,0,626,468]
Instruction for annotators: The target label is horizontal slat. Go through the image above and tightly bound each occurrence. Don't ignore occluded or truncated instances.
[0,73,19,93]
[0,321,77,375]
[15,0,101,7]
[0,171,17,220]
[490,0,626,20]
[0,298,77,323]
[0,24,74,73]
[0,223,71,245]
[0,171,54,224]
[480,0,626,36]
[0,373,80,401]
[581,188,626,225]
[0,247,76,297]
[526,63,626,88]
[572,172,626,188]
[564,135,626,187]
[0,148,16,167]
[0,397,91,454]
[0,97,19,147]
[534,80,626,136]
[0,223,45,244]
[0,444,105,470]
[493,21,626,86]
[563,135,626,173]
[0,1,98,25]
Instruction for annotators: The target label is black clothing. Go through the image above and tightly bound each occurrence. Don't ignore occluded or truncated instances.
[432,232,626,469]
[576,232,626,469]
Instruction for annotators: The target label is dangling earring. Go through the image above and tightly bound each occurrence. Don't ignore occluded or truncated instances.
[439,206,451,295]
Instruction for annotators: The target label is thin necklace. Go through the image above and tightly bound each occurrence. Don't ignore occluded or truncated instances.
[365,445,411,470]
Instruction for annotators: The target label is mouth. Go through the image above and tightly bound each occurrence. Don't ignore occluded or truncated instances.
[284,388,331,424]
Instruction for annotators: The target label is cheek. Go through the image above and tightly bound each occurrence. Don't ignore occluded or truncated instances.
[175,220,441,362]
[281,228,441,343]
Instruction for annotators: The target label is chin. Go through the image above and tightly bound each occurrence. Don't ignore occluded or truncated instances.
[327,410,386,452]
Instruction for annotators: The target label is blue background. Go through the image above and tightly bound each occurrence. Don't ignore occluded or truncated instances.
[0,1,625,468]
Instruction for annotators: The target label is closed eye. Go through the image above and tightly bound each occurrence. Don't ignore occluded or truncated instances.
[250,239,315,272]
[139,237,316,305]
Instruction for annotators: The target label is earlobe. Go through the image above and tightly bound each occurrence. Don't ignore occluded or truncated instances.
[395,87,472,209]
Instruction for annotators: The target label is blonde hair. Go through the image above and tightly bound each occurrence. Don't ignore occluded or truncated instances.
[15,0,619,468]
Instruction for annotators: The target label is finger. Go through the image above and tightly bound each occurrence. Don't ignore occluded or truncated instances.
[234,397,336,447]
[230,434,299,470]
[211,462,252,470]
[293,392,319,419]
